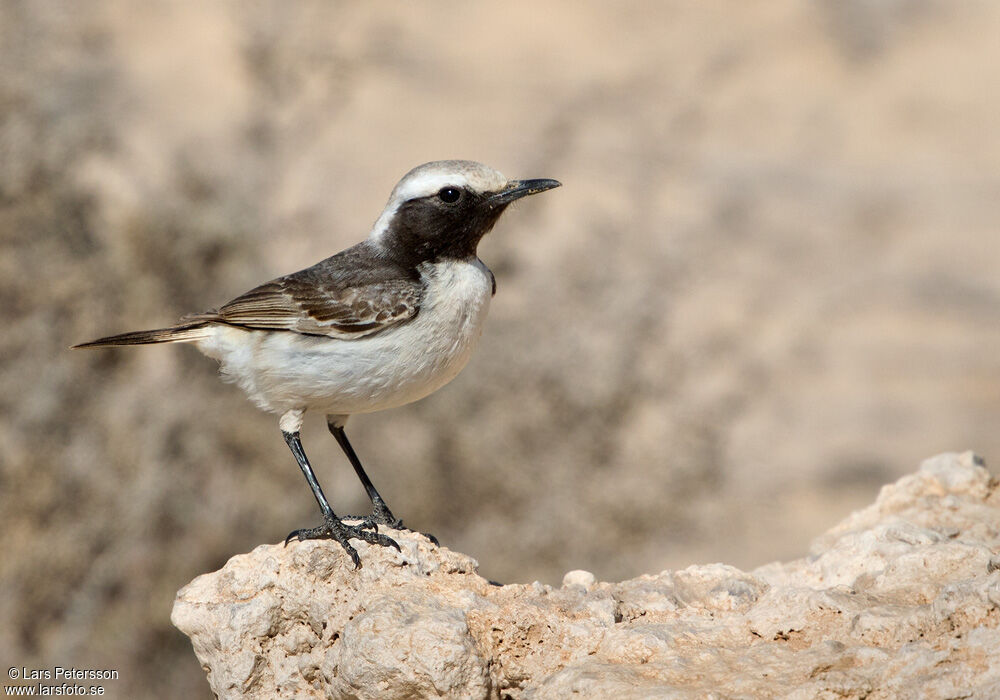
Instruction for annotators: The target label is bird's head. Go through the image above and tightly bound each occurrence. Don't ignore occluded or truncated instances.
[370,160,560,263]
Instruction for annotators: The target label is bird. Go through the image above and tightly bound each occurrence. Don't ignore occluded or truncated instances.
[74,160,561,568]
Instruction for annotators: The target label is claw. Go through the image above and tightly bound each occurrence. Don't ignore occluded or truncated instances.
[357,528,401,552]
[392,520,438,546]
[282,515,399,568]
[345,545,362,569]
[352,505,439,547]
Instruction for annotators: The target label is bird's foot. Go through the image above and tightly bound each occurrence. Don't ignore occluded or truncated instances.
[343,501,439,546]
[284,514,400,569]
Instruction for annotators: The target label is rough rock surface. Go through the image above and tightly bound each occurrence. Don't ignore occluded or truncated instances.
[173,452,1000,698]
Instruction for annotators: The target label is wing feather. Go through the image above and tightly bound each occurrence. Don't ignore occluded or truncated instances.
[190,247,424,339]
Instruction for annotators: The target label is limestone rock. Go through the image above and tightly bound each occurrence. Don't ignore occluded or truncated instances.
[172,452,1000,698]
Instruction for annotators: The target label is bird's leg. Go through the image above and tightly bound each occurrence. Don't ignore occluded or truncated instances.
[281,429,399,568]
[328,421,399,526]
[327,416,439,546]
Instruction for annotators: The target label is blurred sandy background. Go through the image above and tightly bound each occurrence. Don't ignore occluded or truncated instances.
[3,0,1000,696]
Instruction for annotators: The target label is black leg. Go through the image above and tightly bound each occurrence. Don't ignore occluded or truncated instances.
[328,420,439,546]
[281,430,399,568]
[328,423,399,525]
[284,430,335,519]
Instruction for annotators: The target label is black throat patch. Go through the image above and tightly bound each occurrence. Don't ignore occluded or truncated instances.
[381,189,507,266]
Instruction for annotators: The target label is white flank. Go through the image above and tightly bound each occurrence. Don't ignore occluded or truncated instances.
[195,258,494,417]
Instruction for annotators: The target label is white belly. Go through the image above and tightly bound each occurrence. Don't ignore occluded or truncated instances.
[195,258,493,416]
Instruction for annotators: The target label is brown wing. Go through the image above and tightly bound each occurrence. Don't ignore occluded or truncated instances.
[191,245,424,339]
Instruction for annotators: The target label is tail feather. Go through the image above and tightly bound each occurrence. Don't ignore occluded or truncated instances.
[73,323,211,349]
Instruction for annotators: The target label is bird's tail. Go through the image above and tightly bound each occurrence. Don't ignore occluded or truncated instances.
[72,322,212,349]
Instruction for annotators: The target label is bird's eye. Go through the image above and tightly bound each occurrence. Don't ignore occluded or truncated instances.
[438,187,461,203]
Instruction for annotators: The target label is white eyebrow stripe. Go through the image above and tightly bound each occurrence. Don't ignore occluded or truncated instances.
[391,171,474,202]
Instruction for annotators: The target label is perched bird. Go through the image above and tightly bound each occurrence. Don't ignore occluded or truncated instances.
[75,160,561,567]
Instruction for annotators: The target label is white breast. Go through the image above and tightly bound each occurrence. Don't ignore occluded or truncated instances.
[196,258,494,417]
